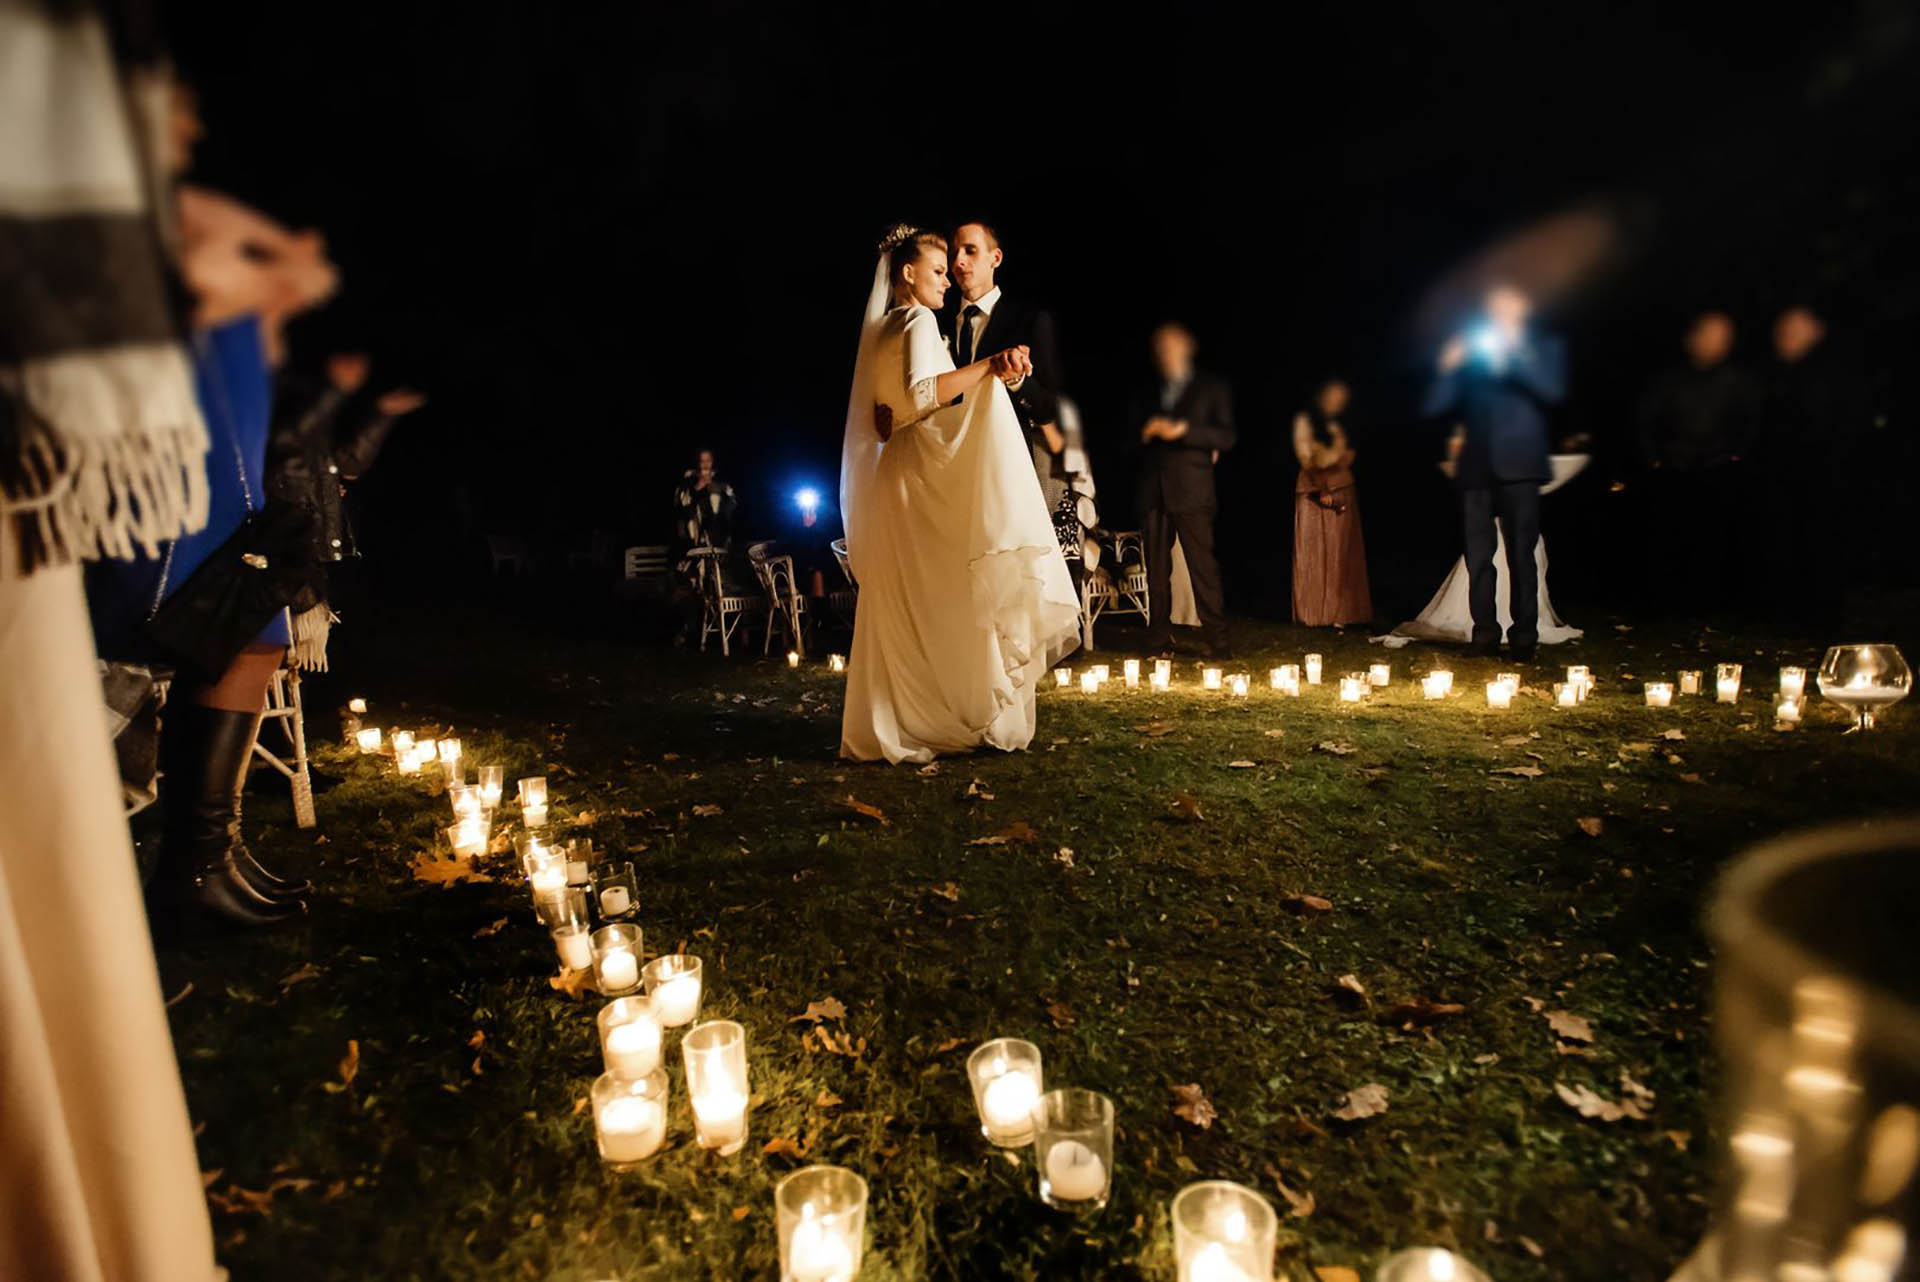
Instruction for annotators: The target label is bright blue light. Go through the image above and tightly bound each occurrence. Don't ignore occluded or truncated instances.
[1469,324,1508,363]
[794,487,821,515]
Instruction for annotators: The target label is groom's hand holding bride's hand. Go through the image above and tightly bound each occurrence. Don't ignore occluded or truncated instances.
[991,346,1032,384]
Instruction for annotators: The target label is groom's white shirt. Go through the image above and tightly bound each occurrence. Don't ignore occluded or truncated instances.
[955,285,1001,358]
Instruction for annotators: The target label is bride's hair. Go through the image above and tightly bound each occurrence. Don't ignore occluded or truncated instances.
[879,223,946,287]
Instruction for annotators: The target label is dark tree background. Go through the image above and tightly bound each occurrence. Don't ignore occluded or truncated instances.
[170,1,1920,619]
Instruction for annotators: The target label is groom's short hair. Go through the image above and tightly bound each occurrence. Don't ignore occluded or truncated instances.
[953,219,1001,250]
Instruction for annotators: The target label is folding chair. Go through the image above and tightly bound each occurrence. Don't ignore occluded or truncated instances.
[251,651,316,828]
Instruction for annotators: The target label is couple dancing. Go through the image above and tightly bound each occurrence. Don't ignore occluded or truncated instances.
[838,225,1080,764]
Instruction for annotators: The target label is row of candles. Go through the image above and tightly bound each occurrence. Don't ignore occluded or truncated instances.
[351,701,1501,1280]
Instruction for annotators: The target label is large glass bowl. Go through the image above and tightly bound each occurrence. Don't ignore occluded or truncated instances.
[1817,644,1911,731]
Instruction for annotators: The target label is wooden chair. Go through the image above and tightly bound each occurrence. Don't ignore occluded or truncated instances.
[747,541,808,656]
[1083,530,1149,648]
[693,548,752,656]
[250,652,316,828]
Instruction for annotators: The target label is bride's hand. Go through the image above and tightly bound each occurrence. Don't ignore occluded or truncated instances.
[873,403,893,443]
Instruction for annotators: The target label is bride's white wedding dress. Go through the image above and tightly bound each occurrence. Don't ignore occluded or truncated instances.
[839,271,1078,764]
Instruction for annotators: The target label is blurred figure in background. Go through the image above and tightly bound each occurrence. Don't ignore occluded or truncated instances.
[674,448,738,550]
[1131,322,1235,660]
[1634,310,1760,614]
[1422,283,1565,661]
[1291,378,1372,627]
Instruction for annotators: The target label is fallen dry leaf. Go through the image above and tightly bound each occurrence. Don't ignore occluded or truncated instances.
[843,795,889,824]
[548,968,598,1002]
[788,997,849,1025]
[930,881,962,901]
[1491,765,1545,779]
[1170,793,1206,822]
[472,917,509,939]
[731,1205,752,1221]
[1314,1269,1362,1282]
[1545,1010,1595,1043]
[279,963,322,992]
[1170,1082,1218,1129]
[691,803,724,817]
[1386,998,1467,1029]
[1047,1000,1076,1029]
[1314,740,1356,756]
[964,778,995,799]
[1332,1083,1389,1121]
[1679,772,1704,785]
[1661,728,1686,741]
[814,1090,843,1109]
[1577,816,1604,838]
[1262,728,1287,739]
[1286,894,1335,914]
[761,1136,808,1160]
[1226,759,1257,769]
[1054,846,1075,868]
[1333,973,1368,1000]
[410,853,492,887]
[1268,1166,1315,1218]
[1554,1079,1649,1122]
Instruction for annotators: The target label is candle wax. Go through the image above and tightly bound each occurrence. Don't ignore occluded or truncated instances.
[598,948,639,992]
[1043,1140,1107,1202]
[1189,1242,1260,1282]
[652,973,702,1026]
[604,1018,662,1076]
[980,1070,1040,1138]
[555,929,592,971]
[787,1214,856,1282]
[597,1095,665,1162]
[600,885,632,916]
[692,1088,749,1147]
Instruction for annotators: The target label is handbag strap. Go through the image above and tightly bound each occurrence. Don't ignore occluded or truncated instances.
[151,331,260,614]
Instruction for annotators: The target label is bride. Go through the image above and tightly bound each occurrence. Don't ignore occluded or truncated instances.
[839,225,1080,764]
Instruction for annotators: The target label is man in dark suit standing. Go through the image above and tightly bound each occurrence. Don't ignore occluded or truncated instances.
[948,221,1065,466]
[1423,283,1566,661]
[1131,322,1235,659]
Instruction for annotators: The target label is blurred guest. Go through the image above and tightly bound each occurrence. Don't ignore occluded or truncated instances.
[1634,310,1761,612]
[1130,322,1235,659]
[674,448,738,550]
[0,12,221,1277]
[947,221,1066,493]
[266,350,426,669]
[1291,379,1372,627]
[1422,283,1565,661]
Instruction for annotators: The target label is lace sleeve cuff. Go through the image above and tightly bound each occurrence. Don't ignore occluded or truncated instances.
[907,375,939,417]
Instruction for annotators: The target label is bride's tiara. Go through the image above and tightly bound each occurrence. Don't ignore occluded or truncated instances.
[876,222,922,254]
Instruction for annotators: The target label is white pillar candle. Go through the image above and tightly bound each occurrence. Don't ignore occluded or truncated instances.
[1645,682,1673,707]
[1679,669,1703,695]
[600,884,632,917]
[1042,1140,1108,1202]
[604,1017,662,1077]
[1123,659,1140,688]
[691,1087,749,1148]
[1368,662,1391,687]
[787,1208,857,1282]
[1054,667,1072,688]
[554,924,593,971]
[1780,666,1806,699]
[1486,681,1513,709]
[355,727,382,753]
[1304,654,1323,684]
[1202,667,1223,690]
[597,947,639,993]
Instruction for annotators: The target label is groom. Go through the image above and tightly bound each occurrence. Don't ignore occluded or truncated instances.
[947,221,1066,480]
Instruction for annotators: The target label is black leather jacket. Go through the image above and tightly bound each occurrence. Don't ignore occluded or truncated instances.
[265,373,397,571]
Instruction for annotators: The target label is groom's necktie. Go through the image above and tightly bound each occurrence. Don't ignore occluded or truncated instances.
[957,304,982,367]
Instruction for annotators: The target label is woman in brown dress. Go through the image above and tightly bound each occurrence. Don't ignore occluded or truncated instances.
[1292,379,1374,626]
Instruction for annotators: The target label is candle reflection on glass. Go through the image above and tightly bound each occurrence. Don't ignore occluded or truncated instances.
[1717,663,1742,704]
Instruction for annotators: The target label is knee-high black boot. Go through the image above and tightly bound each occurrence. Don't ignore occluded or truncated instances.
[207,709,314,902]
[153,705,305,932]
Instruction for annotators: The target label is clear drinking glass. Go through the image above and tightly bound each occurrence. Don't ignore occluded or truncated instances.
[1172,1180,1278,1282]
[1816,643,1911,731]
[1033,1087,1113,1211]
[775,1165,867,1282]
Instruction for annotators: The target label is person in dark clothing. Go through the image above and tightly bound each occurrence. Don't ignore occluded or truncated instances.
[946,221,1064,459]
[1422,283,1566,661]
[1130,322,1235,659]
[1634,311,1761,613]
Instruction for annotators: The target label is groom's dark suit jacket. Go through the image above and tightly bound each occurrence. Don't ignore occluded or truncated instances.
[944,293,1063,437]
[1127,370,1236,515]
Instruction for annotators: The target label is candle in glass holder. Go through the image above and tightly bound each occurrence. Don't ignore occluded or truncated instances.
[1033,1088,1114,1210]
[1154,657,1173,684]
[414,739,438,768]
[1054,667,1071,688]
[1717,663,1742,703]
[1566,665,1591,700]
[446,819,488,860]
[777,1166,868,1282]
[476,765,504,809]
[438,738,461,766]
[1079,671,1098,694]
[1304,654,1323,685]
[591,1069,668,1166]
[1554,682,1578,708]
[355,727,382,753]
[1172,1180,1278,1282]
[787,650,801,668]
[391,730,415,757]
[1123,658,1141,688]
[643,954,703,1028]
[347,697,368,715]
[1776,697,1803,724]
[591,923,642,994]
[1422,671,1452,700]
[395,750,422,776]
[517,776,547,811]
[1339,675,1366,702]
[1228,672,1250,698]
[1645,681,1674,707]
[828,653,846,673]
[1090,664,1110,685]
[1375,1248,1494,1282]
[1780,665,1807,699]
[684,1020,750,1154]
[1150,669,1171,692]
[596,861,637,918]
[598,995,663,1077]
[1486,680,1514,709]
[553,922,593,971]
[1202,667,1223,690]
[967,1039,1043,1146]
[1679,669,1703,695]
[1368,662,1391,687]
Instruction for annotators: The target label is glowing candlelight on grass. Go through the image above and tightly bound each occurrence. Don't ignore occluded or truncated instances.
[1679,669,1703,695]
[1717,663,1742,704]
[591,1069,668,1166]
[1271,665,1300,695]
[967,1039,1043,1146]
[1776,697,1803,724]
[1203,667,1223,690]
[391,730,414,757]
[1034,1088,1114,1210]
[1779,665,1806,699]
[776,1167,868,1282]
[347,697,368,715]
[1368,662,1390,687]
[1339,674,1366,702]
[1422,670,1453,700]
[828,653,846,673]
[395,750,422,776]
[1566,665,1591,701]
[1645,681,1673,707]
[446,818,488,860]
[684,1020,750,1154]
[1080,671,1099,694]
[1173,1181,1278,1282]
[438,738,461,765]
[1375,1247,1493,1282]
[1055,667,1072,688]
[643,954,704,1028]
[1304,654,1323,684]
[449,784,482,823]
[1228,673,1250,698]
[1123,659,1140,688]
[1153,658,1173,690]
[1486,680,1514,709]
[355,727,382,753]
[1554,682,1578,708]
[788,650,801,668]
[598,995,664,1077]
[476,765,504,808]
[591,923,642,994]
[1091,664,1110,685]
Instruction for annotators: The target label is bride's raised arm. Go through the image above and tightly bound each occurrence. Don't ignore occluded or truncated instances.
[904,306,1010,409]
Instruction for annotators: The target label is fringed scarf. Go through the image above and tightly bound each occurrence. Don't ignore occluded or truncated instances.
[0,0,207,580]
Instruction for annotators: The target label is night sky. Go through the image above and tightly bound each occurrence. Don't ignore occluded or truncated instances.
[169,2,1918,615]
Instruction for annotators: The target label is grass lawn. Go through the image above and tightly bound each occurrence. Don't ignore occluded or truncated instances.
[159,604,1920,1281]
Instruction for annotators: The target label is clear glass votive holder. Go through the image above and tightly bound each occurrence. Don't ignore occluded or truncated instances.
[1645,681,1674,707]
[776,1165,868,1282]
[1553,681,1578,708]
[1054,667,1072,688]
[1079,671,1099,694]
[518,775,547,811]
[1339,675,1367,702]
[597,994,663,1078]
[1679,669,1703,695]
[552,920,593,973]
[591,1068,668,1168]
[643,953,704,1028]
[1368,662,1391,687]
[536,884,588,932]
[449,783,483,823]
[1717,662,1743,703]
[565,836,593,886]
[1375,1248,1494,1282]
[1154,658,1173,686]
[1228,673,1250,698]
[590,923,643,995]
[391,730,415,757]
[1090,664,1110,684]
[1172,1179,1278,1282]
[1486,680,1514,709]
[354,726,382,753]
[445,818,489,860]
[683,1019,750,1154]
[1202,667,1223,690]
[1779,665,1807,699]
[1304,654,1323,684]
[1123,659,1140,688]
[594,861,638,919]
[476,765,505,809]
[967,1038,1044,1147]
[1034,1087,1114,1211]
